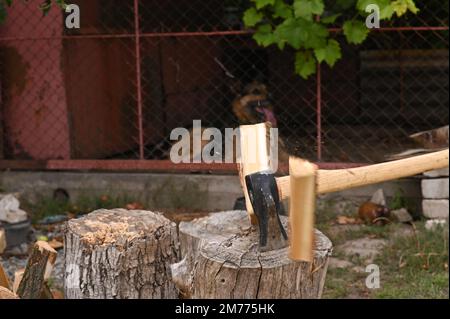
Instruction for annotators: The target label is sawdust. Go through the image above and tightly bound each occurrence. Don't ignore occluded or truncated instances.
[81,220,140,246]
[69,209,174,247]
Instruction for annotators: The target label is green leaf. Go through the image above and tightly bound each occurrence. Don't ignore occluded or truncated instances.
[295,51,317,79]
[391,0,419,17]
[274,18,328,50]
[273,0,293,19]
[336,0,356,10]
[357,0,393,19]
[293,0,324,21]
[321,13,341,24]
[252,0,276,10]
[314,39,342,67]
[343,20,369,44]
[274,18,304,49]
[253,24,277,47]
[243,7,263,27]
[391,0,407,16]
[406,0,419,14]
[304,22,328,49]
[310,0,325,15]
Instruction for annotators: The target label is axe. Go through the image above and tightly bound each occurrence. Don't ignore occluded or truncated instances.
[238,123,449,260]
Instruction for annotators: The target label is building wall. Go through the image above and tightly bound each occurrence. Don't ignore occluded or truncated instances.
[0,0,70,160]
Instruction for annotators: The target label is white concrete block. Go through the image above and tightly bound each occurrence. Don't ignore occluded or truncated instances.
[423,168,449,178]
[422,178,449,199]
[422,200,449,219]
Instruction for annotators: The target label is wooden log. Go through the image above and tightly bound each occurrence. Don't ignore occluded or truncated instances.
[64,209,180,299]
[0,228,6,254]
[171,210,247,297]
[174,211,332,299]
[17,241,57,299]
[0,286,18,299]
[12,269,24,294]
[0,263,10,290]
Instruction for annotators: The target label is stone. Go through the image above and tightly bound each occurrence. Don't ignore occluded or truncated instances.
[0,209,28,224]
[5,243,29,256]
[391,208,413,223]
[0,194,28,224]
[425,219,447,231]
[336,238,387,263]
[370,189,386,206]
[421,178,449,199]
[391,224,416,239]
[423,168,449,178]
[422,200,449,219]
[328,257,353,269]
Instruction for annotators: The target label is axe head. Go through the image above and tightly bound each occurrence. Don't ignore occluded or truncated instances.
[245,171,288,251]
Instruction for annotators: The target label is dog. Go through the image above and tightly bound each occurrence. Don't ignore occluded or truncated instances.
[171,80,289,164]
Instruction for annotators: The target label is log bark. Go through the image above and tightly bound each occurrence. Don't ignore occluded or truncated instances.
[173,210,332,299]
[171,210,249,297]
[17,241,57,299]
[64,209,180,299]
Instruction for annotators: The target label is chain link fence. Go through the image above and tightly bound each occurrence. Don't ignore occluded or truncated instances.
[0,0,448,171]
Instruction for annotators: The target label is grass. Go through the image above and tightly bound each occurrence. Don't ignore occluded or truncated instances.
[319,205,449,299]
[21,193,142,223]
[372,222,448,299]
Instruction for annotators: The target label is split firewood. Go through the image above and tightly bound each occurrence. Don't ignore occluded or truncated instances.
[48,239,64,250]
[0,228,6,254]
[13,268,25,294]
[0,263,10,290]
[51,289,64,299]
[16,241,57,299]
[0,286,18,299]
[410,125,449,149]
[40,283,54,299]
[12,269,24,294]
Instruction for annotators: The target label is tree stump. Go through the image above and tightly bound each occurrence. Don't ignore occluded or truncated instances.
[64,209,180,299]
[173,210,332,299]
[171,210,247,297]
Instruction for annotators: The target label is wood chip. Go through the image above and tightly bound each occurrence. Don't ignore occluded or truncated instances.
[336,215,362,225]
[48,239,64,250]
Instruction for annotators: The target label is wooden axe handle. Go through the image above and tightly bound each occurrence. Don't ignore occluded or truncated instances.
[277,149,449,200]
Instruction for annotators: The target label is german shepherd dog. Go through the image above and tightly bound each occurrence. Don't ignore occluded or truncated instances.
[173,80,289,164]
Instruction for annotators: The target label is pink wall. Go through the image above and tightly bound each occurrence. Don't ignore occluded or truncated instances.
[0,0,70,159]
